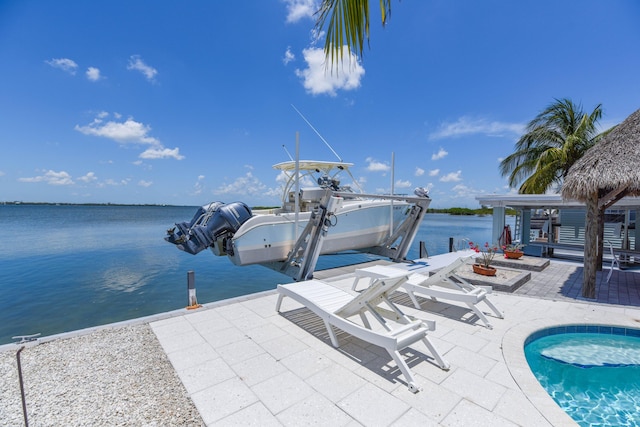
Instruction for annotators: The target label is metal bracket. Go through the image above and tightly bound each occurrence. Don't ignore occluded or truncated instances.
[12,333,41,345]
[265,192,430,281]
[367,197,430,261]
[278,190,335,281]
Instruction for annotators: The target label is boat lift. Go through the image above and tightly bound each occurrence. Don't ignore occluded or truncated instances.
[268,190,431,281]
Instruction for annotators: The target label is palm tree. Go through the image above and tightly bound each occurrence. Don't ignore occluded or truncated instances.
[499,98,605,194]
[315,0,392,64]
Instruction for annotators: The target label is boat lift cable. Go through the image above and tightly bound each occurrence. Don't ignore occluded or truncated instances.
[291,104,343,162]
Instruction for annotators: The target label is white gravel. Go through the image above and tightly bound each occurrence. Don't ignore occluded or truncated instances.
[0,324,204,426]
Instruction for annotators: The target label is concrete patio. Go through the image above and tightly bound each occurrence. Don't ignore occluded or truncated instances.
[150,254,640,426]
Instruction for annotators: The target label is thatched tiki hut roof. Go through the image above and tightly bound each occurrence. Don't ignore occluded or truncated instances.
[562,107,640,298]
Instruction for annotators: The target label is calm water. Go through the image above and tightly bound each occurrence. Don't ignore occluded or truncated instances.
[0,205,503,345]
[525,331,640,426]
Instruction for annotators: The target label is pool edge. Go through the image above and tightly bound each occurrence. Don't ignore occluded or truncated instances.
[502,315,640,426]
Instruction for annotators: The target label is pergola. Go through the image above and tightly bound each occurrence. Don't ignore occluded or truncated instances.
[562,108,640,298]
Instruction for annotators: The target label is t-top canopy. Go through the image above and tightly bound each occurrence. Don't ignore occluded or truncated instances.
[273,160,354,172]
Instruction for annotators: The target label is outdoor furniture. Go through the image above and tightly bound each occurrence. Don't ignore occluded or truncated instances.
[353,256,503,329]
[276,273,450,393]
[607,240,621,283]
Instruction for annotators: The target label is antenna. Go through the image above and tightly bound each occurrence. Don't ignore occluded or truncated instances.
[291,104,343,162]
[282,144,294,161]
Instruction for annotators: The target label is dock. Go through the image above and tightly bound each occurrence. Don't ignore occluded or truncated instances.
[2,252,640,425]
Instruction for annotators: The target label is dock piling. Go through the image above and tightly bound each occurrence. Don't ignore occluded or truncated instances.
[186,271,202,310]
[419,241,428,259]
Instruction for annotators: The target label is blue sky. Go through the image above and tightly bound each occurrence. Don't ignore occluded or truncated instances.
[1,1,639,208]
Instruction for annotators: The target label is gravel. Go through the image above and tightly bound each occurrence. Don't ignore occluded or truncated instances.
[0,324,204,426]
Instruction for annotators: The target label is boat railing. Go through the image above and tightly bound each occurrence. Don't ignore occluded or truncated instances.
[334,192,429,203]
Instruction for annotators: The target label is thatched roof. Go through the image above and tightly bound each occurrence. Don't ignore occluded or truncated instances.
[562,108,640,201]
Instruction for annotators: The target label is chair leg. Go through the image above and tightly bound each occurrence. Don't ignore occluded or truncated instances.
[420,337,450,371]
[323,320,340,347]
[275,293,285,312]
[388,349,420,393]
[466,303,493,329]
[406,290,422,309]
[483,298,504,320]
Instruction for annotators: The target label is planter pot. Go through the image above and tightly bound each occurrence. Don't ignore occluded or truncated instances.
[473,264,497,276]
[504,250,524,259]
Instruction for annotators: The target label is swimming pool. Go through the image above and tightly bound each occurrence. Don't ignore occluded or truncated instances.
[525,325,640,427]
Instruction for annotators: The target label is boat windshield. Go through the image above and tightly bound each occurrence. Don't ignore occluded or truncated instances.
[272,160,361,204]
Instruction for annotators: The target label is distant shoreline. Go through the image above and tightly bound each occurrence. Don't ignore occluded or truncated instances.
[2,201,511,215]
[0,201,188,207]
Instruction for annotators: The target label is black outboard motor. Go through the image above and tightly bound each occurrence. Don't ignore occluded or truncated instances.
[165,202,252,255]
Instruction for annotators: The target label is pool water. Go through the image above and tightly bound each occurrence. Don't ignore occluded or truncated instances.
[525,326,640,427]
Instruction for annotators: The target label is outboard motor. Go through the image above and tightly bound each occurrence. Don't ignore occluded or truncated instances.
[165,202,252,255]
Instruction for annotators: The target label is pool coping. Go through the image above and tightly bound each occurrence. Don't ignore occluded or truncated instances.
[502,314,640,426]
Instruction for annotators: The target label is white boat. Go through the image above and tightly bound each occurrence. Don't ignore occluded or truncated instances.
[166,160,431,279]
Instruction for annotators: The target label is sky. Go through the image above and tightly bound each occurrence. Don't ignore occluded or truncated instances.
[1,1,639,208]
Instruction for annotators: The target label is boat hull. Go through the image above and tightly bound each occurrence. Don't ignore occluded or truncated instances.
[226,200,411,266]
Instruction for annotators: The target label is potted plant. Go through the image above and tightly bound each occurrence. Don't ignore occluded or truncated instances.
[468,241,499,276]
[503,242,525,259]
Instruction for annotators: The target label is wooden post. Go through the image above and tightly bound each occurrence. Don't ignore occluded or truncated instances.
[583,192,598,299]
[597,209,605,271]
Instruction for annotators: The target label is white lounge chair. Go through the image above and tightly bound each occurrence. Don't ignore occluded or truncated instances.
[276,273,450,393]
[607,240,621,283]
[353,256,503,329]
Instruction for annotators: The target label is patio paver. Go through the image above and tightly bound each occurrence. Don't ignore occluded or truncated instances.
[151,255,640,426]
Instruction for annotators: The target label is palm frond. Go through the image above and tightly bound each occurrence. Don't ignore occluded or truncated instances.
[316,0,392,65]
[500,98,605,194]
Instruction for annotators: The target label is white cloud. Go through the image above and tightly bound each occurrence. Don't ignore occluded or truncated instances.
[431,148,448,160]
[0,171,5,176]
[295,47,365,96]
[283,0,317,23]
[45,58,78,75]
[214,172,267,196]
[139,146,184,160]
[75,112,183,160]
[101,178,129,187]
[440,170,462,182]
[451,183,473,198]
[19,170,74,185]
[395,179,412,188]
[138,180,152,187]
[283,46,295,65]
[86,67,101,81]
[127,55,158,82]
[365,157,390,172]
[429,116,525,140]
[414,167,425,177]
[429,169,440,177]
[192,175,206,195]
[75,114,159,145]
[78,172,97,183]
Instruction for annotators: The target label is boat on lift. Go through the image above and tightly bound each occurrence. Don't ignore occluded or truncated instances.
[165,160,431,280]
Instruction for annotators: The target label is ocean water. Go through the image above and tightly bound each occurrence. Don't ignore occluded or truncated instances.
[0,205,504,345]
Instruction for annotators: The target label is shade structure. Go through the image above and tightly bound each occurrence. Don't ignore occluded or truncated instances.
[563,108,640,200]
[562,107,640,298]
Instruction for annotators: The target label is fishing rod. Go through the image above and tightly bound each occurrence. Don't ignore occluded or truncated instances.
[290,104,343,162]
[281,144,294,161]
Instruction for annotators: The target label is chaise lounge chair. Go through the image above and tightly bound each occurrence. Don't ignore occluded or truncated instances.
[276,272,450,393]
[352,256,503,329]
